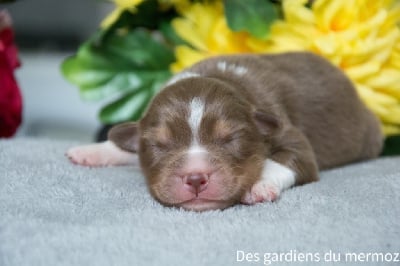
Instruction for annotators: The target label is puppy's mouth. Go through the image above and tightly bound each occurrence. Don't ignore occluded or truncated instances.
[177,197,233,211]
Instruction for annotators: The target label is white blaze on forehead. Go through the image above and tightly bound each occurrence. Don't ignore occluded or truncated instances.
[217,61,248,76]
[186,97,208,158]
[188,97,205,140]
[165,71,200,86]
[261,159,296,191]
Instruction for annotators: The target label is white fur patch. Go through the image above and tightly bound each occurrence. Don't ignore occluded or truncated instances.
[166,71,200,86]
[240,159,296,204]
[188,98,205,140]
[187,98,207,156]
[261,159,296,191]
[217,61,248,76]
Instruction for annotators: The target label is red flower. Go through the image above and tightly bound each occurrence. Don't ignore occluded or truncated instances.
[0,10,22,138]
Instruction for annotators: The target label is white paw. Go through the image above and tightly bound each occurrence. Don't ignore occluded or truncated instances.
[241,181,280,205]
[66,145,107,167]
[241,159,296,205]
[66,141,137,167]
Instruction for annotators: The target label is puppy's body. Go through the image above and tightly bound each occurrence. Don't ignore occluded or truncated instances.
[67,52,383,211]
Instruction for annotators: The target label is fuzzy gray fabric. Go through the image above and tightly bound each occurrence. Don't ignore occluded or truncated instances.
[1,138,399,266]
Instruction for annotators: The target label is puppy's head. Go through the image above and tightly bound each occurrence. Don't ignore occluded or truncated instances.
[109,77,279,211]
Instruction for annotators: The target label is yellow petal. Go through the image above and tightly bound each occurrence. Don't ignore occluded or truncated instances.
[357,83,398,105]
[284,0,315,25]
[381,3,400,32]
[208,18,252,53]
[345,61,381,80]
[388,41,400,68]
[171,2,223,52]
[313,33,340,55]
[380,106,400,124]
[101,8,123,28]
[172,18,208,51]
[314,0,356,32]
[263,23,312,52]
[382,124,400,136]
[101,0,143,28]
[170,45,206,73]
[365,68,400,95]
[114,0,143,9]
[355,83,392,114]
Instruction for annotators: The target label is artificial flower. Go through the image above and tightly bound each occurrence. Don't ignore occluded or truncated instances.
[170,1,253,72]
[259,0,400,135]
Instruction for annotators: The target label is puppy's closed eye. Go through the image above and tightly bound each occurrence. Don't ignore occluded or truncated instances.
[215,131,241,146]
[213,120,236,139]
[150,140,171,150]
[144,126,174,150]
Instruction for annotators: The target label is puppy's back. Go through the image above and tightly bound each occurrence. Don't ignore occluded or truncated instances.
[258,52,383,168]
[187,52,383,169]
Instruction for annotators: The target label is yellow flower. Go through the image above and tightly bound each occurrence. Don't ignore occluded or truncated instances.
[172,0,400,135]
[170,1,253,72]
[101,0,144,28]
[258,0,400,135]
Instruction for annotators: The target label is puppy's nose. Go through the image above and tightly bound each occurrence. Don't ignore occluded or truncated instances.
[184,174,209,196]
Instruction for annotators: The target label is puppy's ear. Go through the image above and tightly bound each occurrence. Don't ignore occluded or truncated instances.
[108,122,140,153]
[253,109,281,136]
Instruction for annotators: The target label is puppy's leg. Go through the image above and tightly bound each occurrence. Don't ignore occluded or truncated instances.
[66,141,138,167]
[242,127,319,204]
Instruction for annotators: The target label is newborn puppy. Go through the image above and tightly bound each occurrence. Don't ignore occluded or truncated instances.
[67,52,383,211]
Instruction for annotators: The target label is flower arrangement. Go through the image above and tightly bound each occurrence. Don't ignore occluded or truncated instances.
[62,0,400,136]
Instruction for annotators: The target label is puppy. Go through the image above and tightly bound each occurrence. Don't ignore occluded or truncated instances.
[67,52,383,211]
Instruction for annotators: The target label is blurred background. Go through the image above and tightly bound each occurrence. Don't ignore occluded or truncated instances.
[1,0,112,142]
[2,0,400,154]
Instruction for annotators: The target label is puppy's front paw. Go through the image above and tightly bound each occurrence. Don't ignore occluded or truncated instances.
[66,145,106,167]
[66,141,138,167]
[241,159,296,205]
[241,181,280,205]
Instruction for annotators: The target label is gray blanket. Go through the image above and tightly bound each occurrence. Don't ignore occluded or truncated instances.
[1,138,399,266]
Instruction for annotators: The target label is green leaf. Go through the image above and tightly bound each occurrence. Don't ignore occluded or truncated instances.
[224,0,279,38]
[98,70,171,123]
[99,87,152,123]
[61,28,175,122]
[62,50,141,101]
[78,72,142,101]
[100,71,171,124]
[159,21,187,46]
[62,58,114,89]
[62,44,111,87]
[104,30,175,68]
[381,135,400,156]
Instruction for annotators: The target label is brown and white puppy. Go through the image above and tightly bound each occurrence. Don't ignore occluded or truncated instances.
[67,52,383,211]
